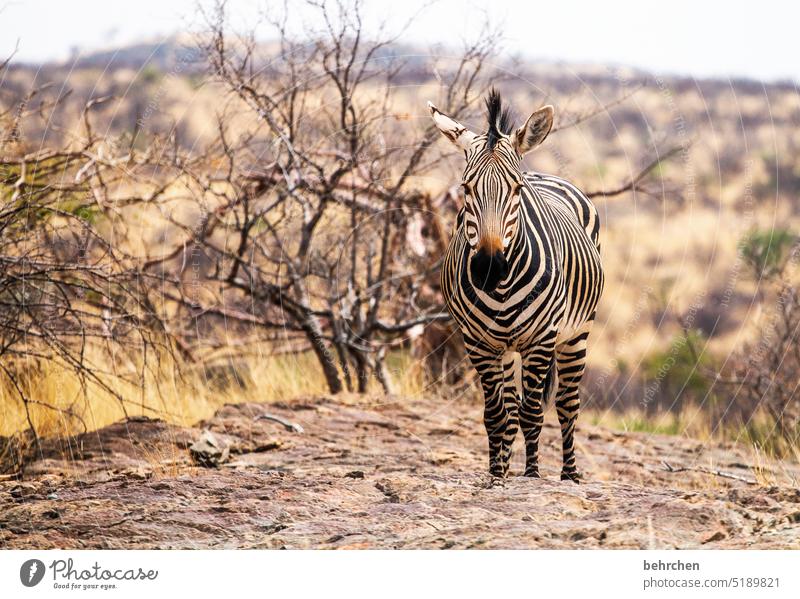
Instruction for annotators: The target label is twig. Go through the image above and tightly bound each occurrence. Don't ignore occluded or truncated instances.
[586,145,683,198]
[661,460,757,485]
[254,414,304,434]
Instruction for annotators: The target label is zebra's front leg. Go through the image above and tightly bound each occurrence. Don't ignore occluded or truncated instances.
[555,330,590,483]
[498,352,520,473]
[468,343,516,477]
[519,336,556,478]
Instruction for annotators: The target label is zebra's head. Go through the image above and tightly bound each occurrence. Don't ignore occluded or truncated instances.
[427,89,554,292]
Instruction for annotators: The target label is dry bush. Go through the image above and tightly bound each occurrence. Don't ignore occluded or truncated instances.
[0,60,186,461]
[727,283,800,452]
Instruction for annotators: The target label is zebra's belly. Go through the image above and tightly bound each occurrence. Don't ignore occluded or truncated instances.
[555,243,604,344]
[444,259,601,352]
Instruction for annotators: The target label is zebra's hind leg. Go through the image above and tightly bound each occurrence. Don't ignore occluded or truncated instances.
[519,333,557,478]
[467,341,516,477]
[555,327,591,483]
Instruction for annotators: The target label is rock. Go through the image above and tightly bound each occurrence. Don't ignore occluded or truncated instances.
[702,530,727,544]
[4,394,800,549]
[250,440,284,453]
[189,431,230,467]
[375,479,401,503]
[9,482,37,499]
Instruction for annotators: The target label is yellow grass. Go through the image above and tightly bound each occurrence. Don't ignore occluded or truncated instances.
[586,403,800,483]
[586,403,713,441]
[0,348,426,439]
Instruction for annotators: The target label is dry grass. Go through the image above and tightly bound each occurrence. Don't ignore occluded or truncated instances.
[586,404,713,440]
[0,348,426,440]
[586,403,800,486]
[4,345,797,468]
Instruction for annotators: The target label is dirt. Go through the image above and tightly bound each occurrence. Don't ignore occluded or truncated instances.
[1,394,799,549]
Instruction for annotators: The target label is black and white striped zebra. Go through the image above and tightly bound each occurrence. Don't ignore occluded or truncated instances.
[428,90,604,482]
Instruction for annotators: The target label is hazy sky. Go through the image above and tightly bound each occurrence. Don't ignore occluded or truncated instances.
[1,0,798,82]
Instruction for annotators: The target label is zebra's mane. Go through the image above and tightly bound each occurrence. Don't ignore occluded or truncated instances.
[485,88,515,151]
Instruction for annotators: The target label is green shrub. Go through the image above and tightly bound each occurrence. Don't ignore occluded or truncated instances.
[642,330,714,405]
[739,227,796,280]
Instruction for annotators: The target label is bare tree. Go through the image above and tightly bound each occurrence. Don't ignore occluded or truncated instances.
[142,0,498,394]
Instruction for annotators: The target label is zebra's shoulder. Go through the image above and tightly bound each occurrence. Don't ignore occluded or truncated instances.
[523,171,600,246]
[524,171,590,200]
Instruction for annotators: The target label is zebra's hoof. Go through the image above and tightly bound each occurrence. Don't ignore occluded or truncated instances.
[560,470,581,484]
[523,468,540,478]
[489,454,510,477]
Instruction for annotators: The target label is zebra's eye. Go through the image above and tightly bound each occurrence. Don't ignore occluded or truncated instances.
[461,183,471,196]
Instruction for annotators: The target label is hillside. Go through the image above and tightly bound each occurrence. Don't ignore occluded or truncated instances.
[2,394,798,549]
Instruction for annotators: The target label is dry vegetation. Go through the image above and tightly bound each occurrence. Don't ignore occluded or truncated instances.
[1,0,799,487]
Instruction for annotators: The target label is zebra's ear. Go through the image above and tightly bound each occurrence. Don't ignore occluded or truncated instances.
[514,105,554,155]
[427,101,477,152]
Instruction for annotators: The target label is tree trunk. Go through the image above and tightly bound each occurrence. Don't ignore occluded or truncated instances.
[374,348,394,395]
[352,350,370,393]
[301,317,343,394]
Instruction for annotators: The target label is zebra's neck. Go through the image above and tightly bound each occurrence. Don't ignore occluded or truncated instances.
[490,181,558,297]
[479,201,533,299]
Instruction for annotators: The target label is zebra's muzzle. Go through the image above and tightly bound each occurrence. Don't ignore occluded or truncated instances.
[469,247,509,293]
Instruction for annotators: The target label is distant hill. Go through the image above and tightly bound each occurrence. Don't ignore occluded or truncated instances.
[9,35,797,94]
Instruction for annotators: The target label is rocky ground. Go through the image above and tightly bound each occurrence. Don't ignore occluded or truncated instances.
[1,394,799,549]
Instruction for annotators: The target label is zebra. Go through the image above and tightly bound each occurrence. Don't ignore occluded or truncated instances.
[427,89,604,482]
